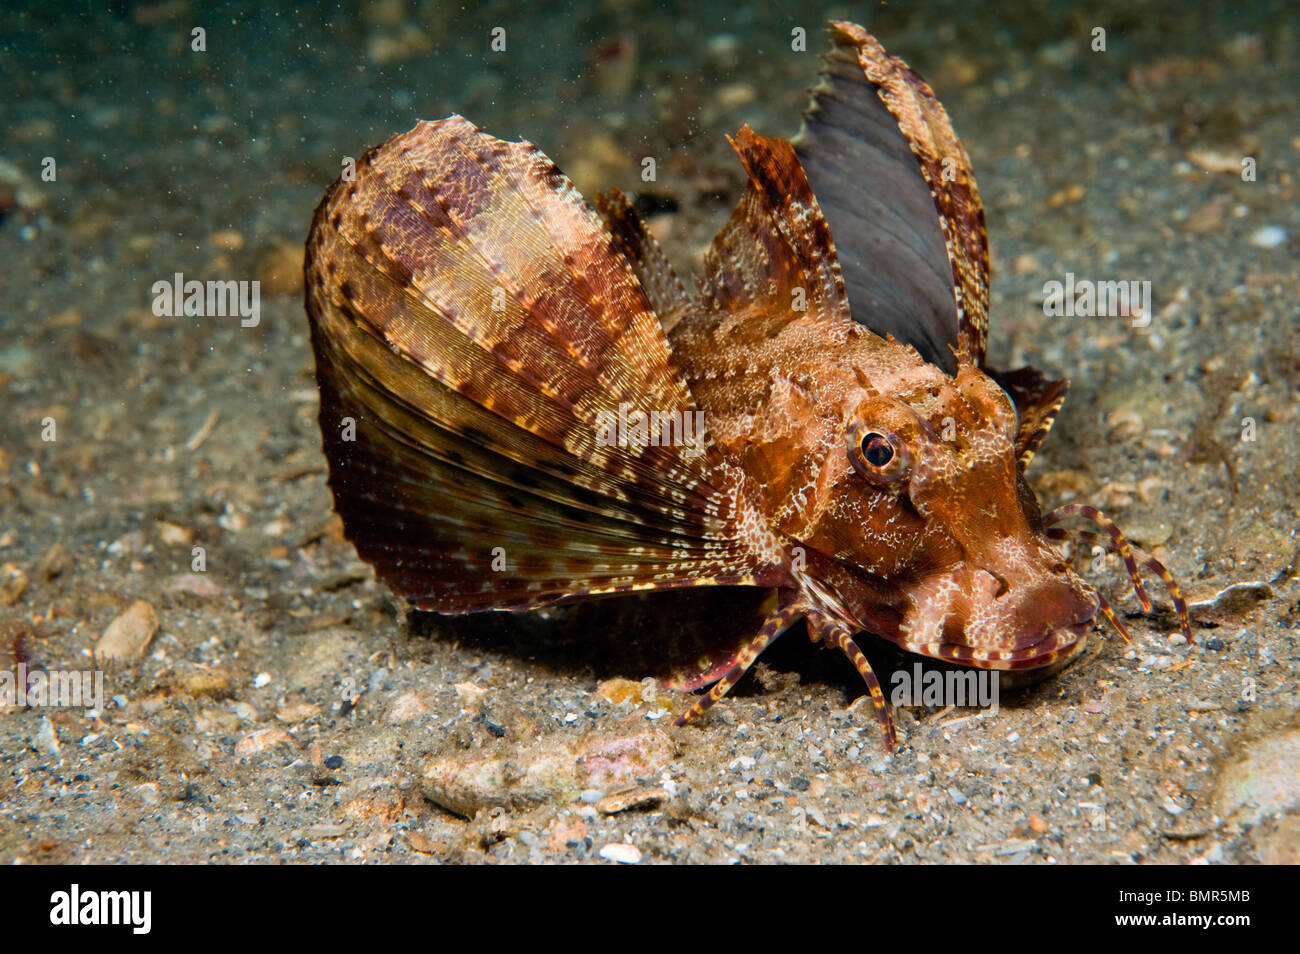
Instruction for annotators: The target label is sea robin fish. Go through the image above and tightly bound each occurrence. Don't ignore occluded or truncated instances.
[303,21,1190,751]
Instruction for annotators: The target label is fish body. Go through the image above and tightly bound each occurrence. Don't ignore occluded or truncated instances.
[304,22,1189,750]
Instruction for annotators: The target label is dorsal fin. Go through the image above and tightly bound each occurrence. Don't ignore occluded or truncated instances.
[702,125,850,324]
[595,188,693,333]
[794,21,990,373]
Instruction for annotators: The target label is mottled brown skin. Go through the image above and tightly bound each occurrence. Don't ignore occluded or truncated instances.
[671,306,1097,671]
[304,22,1191,753]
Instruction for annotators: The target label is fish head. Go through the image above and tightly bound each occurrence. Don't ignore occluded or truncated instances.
[787,350,1097,669]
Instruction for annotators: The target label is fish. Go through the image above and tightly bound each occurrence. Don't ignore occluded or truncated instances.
[303,20,1191,751]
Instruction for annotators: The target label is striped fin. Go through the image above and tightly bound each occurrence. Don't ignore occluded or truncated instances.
[702,125,850,323]
[595,188,693,333]
[305,117,794,612]
[992,367,1069,470]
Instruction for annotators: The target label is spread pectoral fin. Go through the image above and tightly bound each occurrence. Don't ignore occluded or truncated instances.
[305,117,792,612]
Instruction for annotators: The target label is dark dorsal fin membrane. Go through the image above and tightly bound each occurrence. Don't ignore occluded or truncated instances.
[794,21,991,374]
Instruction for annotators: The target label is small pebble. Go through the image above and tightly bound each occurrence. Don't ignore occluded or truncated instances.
[453,681,487,708]
[169,573,221,598]
[597,787,668,815]
[34,716,59,754]
[156,521,195,546]
[305,824,348,840]
[386,692,429,724]
[37,542,70,581]
[0,563,28,606]
[218,507,248,532]
[1249,225,1286,248]
[96,599,159,662]
[599,842,642,864]
[276,702,322,723]
[595,677,641,706]
[234,727,293,757]
[187,670,234,699]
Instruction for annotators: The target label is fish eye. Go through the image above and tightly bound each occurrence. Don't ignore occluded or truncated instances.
[861,432,893,467]
[847,422,910,483]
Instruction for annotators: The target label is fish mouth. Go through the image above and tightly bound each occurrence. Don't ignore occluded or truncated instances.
[889,614,1096,671]
[996,627,1092,688]
[886,556,1103,670]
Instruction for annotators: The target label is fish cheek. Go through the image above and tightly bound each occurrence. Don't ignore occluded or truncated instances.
[740,435,804,504]
[834,484,923,573]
